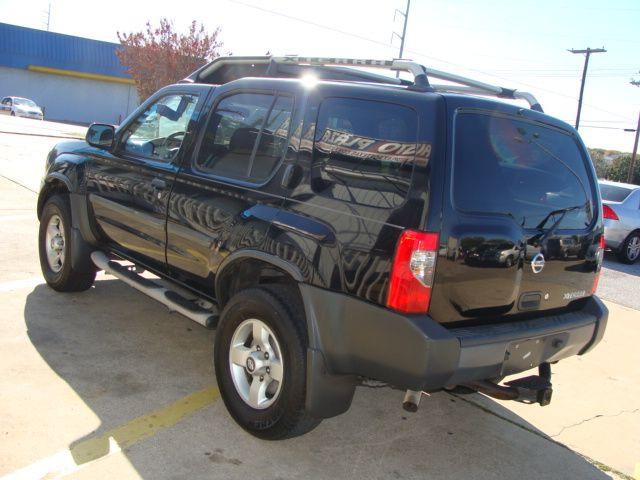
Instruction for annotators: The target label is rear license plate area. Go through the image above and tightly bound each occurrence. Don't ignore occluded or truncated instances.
[501,332,569,376]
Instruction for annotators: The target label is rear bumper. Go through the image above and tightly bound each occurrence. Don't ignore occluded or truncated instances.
[15,111,43,120]
[301,284,608,418]
[445,298,606,385]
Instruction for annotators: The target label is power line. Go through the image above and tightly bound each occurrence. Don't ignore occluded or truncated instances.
[577,125,636,131]
[227,0,634,123]
[416,21,639,45]
[428,0,640,13]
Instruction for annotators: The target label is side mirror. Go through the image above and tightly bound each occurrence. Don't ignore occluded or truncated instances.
[86,123,115,149]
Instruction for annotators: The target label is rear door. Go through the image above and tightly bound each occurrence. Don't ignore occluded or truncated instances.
[165,84,296,293]
[431,106,601,326]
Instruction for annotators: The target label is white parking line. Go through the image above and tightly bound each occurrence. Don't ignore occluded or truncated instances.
[0,214,35,221]
[0,277,44,293]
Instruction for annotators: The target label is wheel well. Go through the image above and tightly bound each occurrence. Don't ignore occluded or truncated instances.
[37,180,69,219]
[216,258,301,309]
[622,229,640,246]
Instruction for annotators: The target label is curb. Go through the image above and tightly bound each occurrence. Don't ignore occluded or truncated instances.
[0,130,83,140]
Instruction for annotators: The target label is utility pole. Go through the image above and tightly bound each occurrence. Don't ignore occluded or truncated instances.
[568,47,606,130]
[43,1,51,31]
[628,77,640,184]
[392,0,411,78]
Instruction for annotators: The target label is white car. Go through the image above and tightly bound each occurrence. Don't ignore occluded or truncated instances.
[0,96,44,120]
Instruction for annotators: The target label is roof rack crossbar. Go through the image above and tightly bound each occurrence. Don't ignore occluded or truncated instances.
[271,57,430,89]
[189,56,543,111]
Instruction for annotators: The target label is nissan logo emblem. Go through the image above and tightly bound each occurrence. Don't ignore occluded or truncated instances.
[531,253,545,274]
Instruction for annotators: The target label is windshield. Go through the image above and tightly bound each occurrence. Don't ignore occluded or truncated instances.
[599,183,633,202]
[14,98,38,108]
[454,113,595,230]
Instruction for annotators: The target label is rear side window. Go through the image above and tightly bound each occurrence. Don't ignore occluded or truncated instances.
[454,113,595,229]
[196,92,293,182]
[312,98,427,208]
[599,183,633,203]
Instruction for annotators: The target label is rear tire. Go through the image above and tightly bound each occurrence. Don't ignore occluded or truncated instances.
[39,195,96,292]
[214,285,320,439]
[617,232,640,264]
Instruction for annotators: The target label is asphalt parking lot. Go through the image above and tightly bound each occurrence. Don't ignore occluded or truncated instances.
[0,116,639,480]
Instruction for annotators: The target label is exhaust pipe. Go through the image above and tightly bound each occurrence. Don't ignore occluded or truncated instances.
[402,389,423,412]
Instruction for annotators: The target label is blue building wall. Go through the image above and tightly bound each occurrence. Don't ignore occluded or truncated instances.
[0,23,138,124]
[0,22,131,78]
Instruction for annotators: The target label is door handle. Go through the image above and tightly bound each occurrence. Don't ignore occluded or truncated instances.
[151,178,167,190]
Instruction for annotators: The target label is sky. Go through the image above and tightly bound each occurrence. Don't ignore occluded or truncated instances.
[1,0,638,152]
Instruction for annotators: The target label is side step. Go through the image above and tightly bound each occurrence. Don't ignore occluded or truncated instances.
[91,251,219,328]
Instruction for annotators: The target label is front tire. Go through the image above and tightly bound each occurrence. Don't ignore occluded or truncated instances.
[39,195,96,291]
[617,232,640,264]
[214,286,319,439]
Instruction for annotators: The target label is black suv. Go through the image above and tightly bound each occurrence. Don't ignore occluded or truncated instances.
[37,56,608,439]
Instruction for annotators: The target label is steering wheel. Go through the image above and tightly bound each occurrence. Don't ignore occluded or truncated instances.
[162,131,186,149]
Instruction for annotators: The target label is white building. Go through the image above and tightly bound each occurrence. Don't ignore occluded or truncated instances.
[0,22,139,125]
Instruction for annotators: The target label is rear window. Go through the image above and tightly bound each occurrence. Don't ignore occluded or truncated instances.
[454,113,595,230]
[599,183,633,203]
[312,98,428,208]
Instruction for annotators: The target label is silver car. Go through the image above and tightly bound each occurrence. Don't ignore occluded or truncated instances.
[0,96,44,120]
[599,179,640,263]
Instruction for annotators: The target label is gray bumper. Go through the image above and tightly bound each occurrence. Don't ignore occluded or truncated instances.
[446,296,606,385]
[301,284,608,418]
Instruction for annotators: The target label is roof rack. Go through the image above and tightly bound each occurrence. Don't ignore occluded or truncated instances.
[186,56,543,112]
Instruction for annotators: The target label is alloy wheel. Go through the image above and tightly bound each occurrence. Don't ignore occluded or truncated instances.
[45,214,65,273]
[228,318,284,409]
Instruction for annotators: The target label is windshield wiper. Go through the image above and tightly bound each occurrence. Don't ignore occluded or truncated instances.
[535,203,585,245]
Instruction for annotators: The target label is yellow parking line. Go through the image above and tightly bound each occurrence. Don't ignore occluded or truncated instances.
[1,386,220,480]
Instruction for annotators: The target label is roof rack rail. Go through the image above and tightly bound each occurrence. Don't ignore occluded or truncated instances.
[186,56,543,112]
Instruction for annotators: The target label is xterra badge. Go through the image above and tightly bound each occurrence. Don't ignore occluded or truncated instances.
[563,290,586,300]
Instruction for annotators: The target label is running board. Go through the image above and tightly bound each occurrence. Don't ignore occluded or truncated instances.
[91,251,218,328]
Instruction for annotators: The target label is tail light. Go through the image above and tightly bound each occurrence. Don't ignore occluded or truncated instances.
[387,230,439,313]
[603,205,619,221]
[591,234,605,295]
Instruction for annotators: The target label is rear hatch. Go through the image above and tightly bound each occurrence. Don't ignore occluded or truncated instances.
[430,102,602,326]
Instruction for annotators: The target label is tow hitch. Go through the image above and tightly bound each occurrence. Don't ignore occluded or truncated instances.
[465,363,553,406]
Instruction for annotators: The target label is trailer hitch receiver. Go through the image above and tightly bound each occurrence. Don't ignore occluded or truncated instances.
[464,363,553,406]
